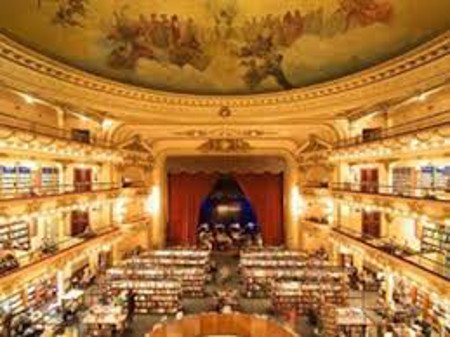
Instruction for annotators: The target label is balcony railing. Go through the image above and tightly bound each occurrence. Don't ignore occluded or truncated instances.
[302,216,330,225]
[333,226,449,280]
[0,225,118,280]
[0,110,114,148]
[334,110,450,149]
[0,180,144,201]
[331,182,450,202]
[301,181,330,189]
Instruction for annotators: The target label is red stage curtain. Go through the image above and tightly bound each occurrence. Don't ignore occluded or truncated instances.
[167,173,217,245]
[167,172,284,246]
[235,173,284,245]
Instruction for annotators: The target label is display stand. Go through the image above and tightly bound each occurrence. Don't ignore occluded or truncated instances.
[322,304,374,337]
[82,304,127,336]
[61,289,85,313]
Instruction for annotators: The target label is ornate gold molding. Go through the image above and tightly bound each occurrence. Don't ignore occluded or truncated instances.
[0,32,448,108]
[198,138,252,153]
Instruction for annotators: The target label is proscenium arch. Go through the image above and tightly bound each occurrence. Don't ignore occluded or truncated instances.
[149,147,301,250]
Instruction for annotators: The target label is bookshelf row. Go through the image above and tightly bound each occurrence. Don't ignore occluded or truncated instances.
[108,280,182,314]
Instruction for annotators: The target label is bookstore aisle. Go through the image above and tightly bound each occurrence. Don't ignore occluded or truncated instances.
[107,252,313,337]
[78,251,380,337]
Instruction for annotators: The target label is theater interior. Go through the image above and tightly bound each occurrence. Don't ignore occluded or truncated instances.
[0,1,448,337]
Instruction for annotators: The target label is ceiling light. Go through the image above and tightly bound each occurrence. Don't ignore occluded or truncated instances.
[416,92,429,102]
[21,93,36,105]
[102,118,114,129]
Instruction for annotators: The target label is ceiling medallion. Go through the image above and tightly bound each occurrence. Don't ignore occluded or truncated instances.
[218,106,232,118]
[198,138,251,153]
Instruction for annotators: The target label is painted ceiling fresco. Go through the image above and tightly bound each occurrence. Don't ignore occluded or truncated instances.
[0,0,450,95]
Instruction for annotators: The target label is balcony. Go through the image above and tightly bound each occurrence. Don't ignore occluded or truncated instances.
[331,111,450,162]
[301,181,329,189]
[0,110,111,148]
[332,182,450,203]
[0,181,145,202]
[332,226,449,281]
[334,110,450,149]
[300,182,331,197]
[0,225,119,284]
[0,111,151,164]
[301,216,331,226]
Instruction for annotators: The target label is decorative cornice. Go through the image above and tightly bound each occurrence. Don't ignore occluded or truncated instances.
[174,128,273,138]
[0,32,448,108]
[198,138,252,153]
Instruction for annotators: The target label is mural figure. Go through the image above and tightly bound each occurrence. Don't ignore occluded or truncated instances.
[338,0,392,30]
[38,0,89,27]
[214,9,238,40]
[238,11,304,89]
[106,0,392,91]
[1,0,448,97]
[107,11,211,71]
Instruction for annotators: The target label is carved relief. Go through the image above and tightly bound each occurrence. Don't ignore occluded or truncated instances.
[175,128,272,138]
[198,138,251,153]
[26,201,43,214]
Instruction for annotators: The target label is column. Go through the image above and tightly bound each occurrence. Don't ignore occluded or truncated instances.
[285,157,300,250]
[56,108,65,129]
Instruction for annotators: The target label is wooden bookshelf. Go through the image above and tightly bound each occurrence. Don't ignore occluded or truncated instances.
[0,221,30,251]
[108,265,207,297]
[108,280,181,314]
[242,266,345,297]
[272,278,349,314]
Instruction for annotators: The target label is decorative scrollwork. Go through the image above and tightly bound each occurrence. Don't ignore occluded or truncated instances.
[198,138,251,153]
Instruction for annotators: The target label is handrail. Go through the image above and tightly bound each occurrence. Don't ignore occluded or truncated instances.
[300,181,330,189]
[0,180,145,201]
[302,216,330,225]
[331,182,450,202]
[0,110,112,148]
[0,225,119,280]
[334,110,450,149]
[332,226,449,280]
[0,217,149,281]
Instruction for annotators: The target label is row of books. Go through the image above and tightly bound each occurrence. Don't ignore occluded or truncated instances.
[107,266,207,297]
[272,281,349,314]
[0,221,30,251]
[108,279,182,314]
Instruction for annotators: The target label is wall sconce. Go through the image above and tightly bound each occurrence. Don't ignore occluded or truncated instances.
[102,119,114,130]
[146,186,160,216]
[291,186,304,219]
[20,93,36,105]
[114,197,127,223]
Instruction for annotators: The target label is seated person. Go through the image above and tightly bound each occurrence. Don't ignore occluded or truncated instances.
[215,226,232,250]
[254,233,263,247]
[198,230,213,251]
[229,223,244,246]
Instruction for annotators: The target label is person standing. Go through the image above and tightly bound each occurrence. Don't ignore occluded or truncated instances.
[127,290,136,324]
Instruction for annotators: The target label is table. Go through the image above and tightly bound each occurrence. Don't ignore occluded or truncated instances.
[82,305,127,333]
[336,307,374,337]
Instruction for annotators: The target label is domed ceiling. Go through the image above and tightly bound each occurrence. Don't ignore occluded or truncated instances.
[0,0,449,95]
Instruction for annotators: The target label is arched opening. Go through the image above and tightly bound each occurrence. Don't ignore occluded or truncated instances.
[165,156,285,247]
[197,175,260,250]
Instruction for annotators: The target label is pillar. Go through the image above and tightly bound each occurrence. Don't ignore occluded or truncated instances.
[385,270,395,308]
